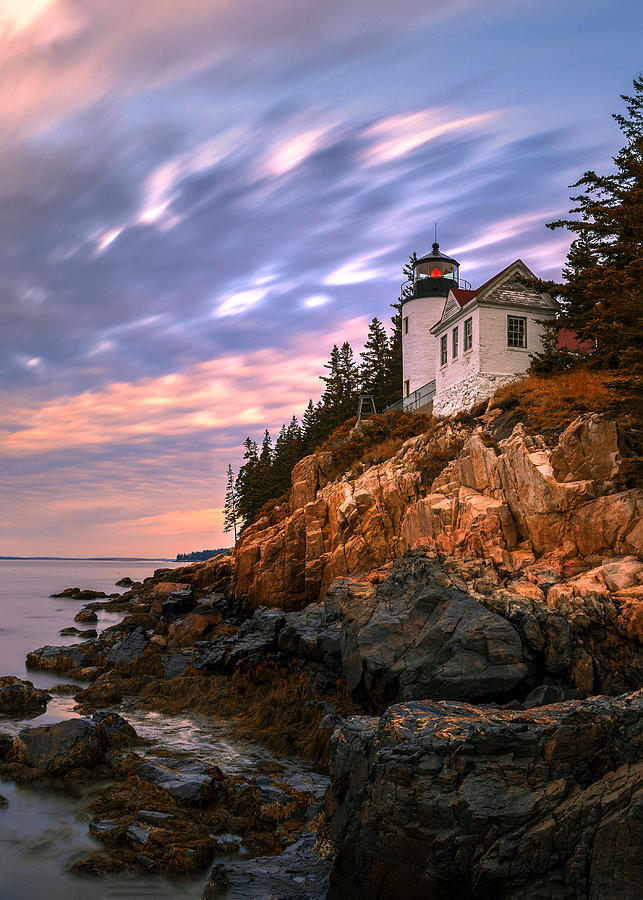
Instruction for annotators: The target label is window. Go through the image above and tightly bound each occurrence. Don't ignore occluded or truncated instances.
[403,317,409,335]
[464,317,473,352]
[440,334,447,366]
[404,379,410,397]
[452,325,458,359]
[507,315,527,348]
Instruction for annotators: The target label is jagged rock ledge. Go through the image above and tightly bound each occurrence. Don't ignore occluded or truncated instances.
[324,690,643,899]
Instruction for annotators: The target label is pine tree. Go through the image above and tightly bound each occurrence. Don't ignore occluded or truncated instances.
[382,300,403,406]
[272,424,290,493]
[320,342,360,428]
[545,76,643,368]
[235,437,259,528]
[301,398,327,451]
[360,318,390,411]
[222,464,239,542]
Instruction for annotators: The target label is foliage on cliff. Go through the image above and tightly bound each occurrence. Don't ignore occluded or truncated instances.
[529,76,643,372]
[492,369,642,446]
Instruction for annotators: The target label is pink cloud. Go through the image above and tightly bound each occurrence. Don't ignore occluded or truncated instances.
[3,318,370,457]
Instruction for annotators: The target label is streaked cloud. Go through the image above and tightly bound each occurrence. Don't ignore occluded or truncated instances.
[361,110,495,167]
[1,0,640,554]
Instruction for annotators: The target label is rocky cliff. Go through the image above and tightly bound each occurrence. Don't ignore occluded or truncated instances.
[232,412,641,611]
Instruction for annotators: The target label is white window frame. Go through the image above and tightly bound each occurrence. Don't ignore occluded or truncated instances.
[403,317,409,335]
[440,334,448,366]
[452,325,458,359]
[507,315,527,348]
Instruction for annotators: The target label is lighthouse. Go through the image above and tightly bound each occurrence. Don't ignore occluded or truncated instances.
[401,241,463,401]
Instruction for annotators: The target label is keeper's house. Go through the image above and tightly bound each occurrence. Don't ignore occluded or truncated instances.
[399,242,557,417]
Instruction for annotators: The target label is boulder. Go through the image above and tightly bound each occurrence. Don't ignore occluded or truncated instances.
[74,608,98,624]
[326,690,643,900]
[150,583,194,615]
[91,711,141,747]
[0,676,50,714]
[11,718,107,775]
[26,642,104,676]
[202,833,330,899]
[167,611,222,646]
[136,757,222,806]
[550,414,624,483]
[278,604,326,661]
[51,588,106,600]
[227,608,286,667]
[160,589,196,619]
[59,626,97,637]
[106,627,149,665]
[327,556,527,704]
[160,651,194,679]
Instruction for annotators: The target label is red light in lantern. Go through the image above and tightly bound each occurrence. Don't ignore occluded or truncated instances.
[430,268,442,278]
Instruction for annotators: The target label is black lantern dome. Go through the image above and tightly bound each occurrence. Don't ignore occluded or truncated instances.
[410,242,461,300]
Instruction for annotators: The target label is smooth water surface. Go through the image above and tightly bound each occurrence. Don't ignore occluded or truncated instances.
[0,558,206,900]
[0,558,177,689]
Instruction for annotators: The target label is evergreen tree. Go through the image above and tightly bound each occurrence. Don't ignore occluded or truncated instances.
[235,437,260,528]
[321,342,360,426]
[222,464,239,542]
[360,318,390,411]
[382,300,403,406]
[259,429,273,469]
[378,253,416,407]
[301,398,327,452]
[272,424,290,492]
[285,415,304,469]
[301,399,317,450]
[401,252,418,300]
[528,320,582,375]
[545,76,643,368]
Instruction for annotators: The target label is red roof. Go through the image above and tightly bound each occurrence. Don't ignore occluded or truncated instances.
[450,264,509,307]
[451,288,477,307]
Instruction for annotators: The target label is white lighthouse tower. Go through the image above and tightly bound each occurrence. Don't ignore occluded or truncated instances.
[401,241,464,409]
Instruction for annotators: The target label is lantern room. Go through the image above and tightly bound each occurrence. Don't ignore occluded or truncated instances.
[410,242,462,299]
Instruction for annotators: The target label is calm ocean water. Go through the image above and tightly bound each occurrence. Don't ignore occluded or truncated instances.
[0,557,210,900]
[0,558,180,689]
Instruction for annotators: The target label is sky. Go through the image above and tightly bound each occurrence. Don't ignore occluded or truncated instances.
[1,0,641,558]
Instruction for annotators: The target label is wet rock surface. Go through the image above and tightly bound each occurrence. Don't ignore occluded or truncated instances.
[136,756,222,805]
[0,676,51,713]
[325,690,643,900]
[202,832,331,899]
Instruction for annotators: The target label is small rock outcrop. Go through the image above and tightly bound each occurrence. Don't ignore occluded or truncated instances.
[8,718,107,775]
[0,713,142,778]
[325,690,643,899]
[0,676,50,713]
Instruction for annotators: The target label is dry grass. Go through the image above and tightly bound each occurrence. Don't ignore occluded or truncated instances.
[315,411,435,483]
[490,370,637,441]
